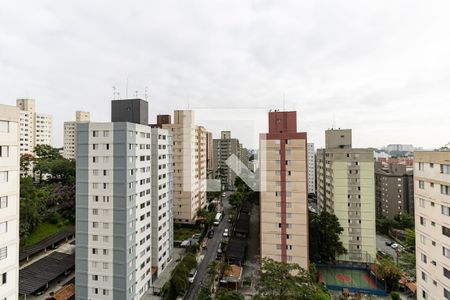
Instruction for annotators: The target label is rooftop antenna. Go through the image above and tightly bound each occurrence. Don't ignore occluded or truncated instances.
[144,86,149,100]
[332,114,336,129]
[135,90,138,98]
[112,86,117,99]
[283,93,286,111]
[126,77,129,98]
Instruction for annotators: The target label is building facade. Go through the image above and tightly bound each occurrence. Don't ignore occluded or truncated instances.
[260,111,309,268]
[16,99,52,155]
[0,105,20,300]
[213,131,244,190]
[317,129,376,263]
[414,151,450,300]
[150,127,174,277]
[163,110,206,224]
[375,163,414,219]
[206,131,213,178]
[76,122,154,299]
[307,143,316,194]
[63,111,90,160]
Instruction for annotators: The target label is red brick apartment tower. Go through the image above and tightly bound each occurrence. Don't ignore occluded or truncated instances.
[259,111,309,268]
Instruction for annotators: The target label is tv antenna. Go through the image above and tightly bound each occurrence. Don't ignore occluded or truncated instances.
[144,86,149,100]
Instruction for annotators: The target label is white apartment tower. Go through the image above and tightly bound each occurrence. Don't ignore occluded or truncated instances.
[63,111,90,160]
[163,110,207,224]
[150,127,174,277]
[16,99,52,155]
[415,151,450,300]
[0,104,20,300]
[307,143,316,194]
[76,122,154,299]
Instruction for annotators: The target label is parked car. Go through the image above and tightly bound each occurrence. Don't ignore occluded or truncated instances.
[385,240,394,246]
[223,228,229,237]
[208,230,215,238]
[188,269,197,284]
[391,243,399,249]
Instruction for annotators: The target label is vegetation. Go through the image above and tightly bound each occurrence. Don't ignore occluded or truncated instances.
[162,253,198,300]
[19,146,76,245]
[216,289,245,300]
[390,291,400,300]
[376,213,414,235]
[228,177,258,208]
[173,224,202,241]
[309,211,347,263]
[377,257,402,291]
[254,258,330,300]
[399,228,416,278]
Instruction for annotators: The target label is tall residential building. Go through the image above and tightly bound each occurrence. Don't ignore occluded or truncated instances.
[16,99,53,155]
[317,129,376,263]
[76,99,174,299]
[414,151,450,300]
[63,111,90,160]
[213,131,243,190]
[206,131,213,178]
[150,128,174,277]
[384,144,414,153]
[0,104,20,300]
[259,111,309,268]
[163,110,206,224]
[375,163,414,219]
[307,143,316,194]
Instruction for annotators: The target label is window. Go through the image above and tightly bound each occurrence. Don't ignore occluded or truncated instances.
[418,162,424,170]
[443,205,450,216]
[0,121,9,133]
[443,247,450,259]
[0,146,8,157]
[0,222,7,234]
[421,253,427,263]
[444,267,450,279]
[419,198,425,208]
[0,171,8,183]
[0,272,6,285]
[420,217,426,226]
[445,288,450,300]
[421,271,427,282]
[441,164,450,174]
[418,181,425,189]
[0,247,6,260]
[0,196,7,209]
[441,185,450,196]
[443,226,450,237]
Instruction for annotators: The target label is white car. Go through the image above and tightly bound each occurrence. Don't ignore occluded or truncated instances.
[391,243,399,250]
[223,228,229,237]
[188,269,197,284]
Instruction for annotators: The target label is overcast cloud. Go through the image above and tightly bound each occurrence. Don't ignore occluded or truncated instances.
[1,0,450,149]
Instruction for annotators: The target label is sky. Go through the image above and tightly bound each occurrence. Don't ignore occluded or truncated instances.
[1,0,450,149]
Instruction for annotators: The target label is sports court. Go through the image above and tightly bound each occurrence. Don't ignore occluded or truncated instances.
[318,265,387,295]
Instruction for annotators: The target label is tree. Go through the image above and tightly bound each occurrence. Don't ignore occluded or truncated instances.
[255,258,328,300]
[394,213,414,229]
[404,228,415,251]
[197,285,212,300]
[377,258,402,291]
[20,153,35,173]
[376,217,396,235]
[309,211,347,262]
[229,192,243,207]
[216,290,245,300]
[34,144,62,160]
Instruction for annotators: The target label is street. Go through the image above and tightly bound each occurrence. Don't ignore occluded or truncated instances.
[376,234,399,258]
[184,192,232,300]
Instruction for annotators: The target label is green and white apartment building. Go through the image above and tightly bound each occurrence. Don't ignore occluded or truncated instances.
[317,129,376,263]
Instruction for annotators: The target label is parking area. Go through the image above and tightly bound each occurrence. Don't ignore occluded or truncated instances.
[376,234,400,258]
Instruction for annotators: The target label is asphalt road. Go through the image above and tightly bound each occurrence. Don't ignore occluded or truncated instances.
[376,234,399,258]
[185,192,232,300]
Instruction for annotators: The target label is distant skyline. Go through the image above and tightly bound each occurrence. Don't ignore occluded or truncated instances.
[1,1,450,149]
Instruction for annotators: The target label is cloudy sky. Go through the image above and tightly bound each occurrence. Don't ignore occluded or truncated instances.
[1,0,450,149]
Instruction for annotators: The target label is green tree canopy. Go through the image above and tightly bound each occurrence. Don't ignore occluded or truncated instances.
[309,211,347,262]
[255,258,329,300]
